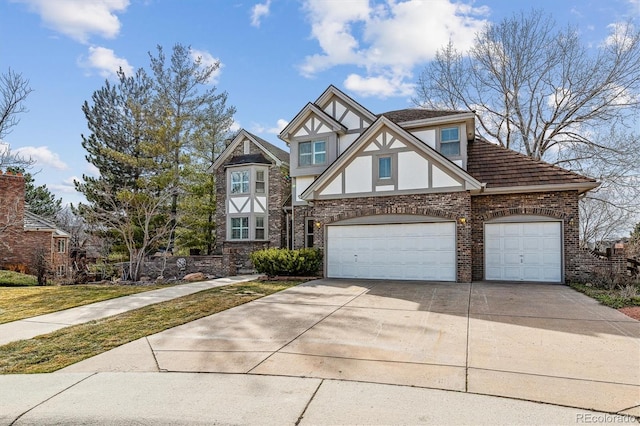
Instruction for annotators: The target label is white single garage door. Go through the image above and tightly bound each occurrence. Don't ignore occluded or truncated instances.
[485,222,562,282]
[326,222,456,281]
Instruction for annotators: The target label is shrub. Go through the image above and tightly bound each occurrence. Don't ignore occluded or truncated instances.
[4,264,28,274]
[250,248,322,277]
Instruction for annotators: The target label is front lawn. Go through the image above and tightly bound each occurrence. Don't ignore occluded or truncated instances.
[0,280,301,374]
[0,284,176,324]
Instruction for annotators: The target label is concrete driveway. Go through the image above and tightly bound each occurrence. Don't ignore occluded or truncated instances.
[62,279,640,416]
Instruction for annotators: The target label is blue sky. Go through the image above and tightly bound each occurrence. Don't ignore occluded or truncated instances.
[1,0,638,206]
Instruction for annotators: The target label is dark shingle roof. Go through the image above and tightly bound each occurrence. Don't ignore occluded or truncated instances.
[380,108,469,124]
[467,138,597,188]
[248,132,290,164]
[227,153,272,166]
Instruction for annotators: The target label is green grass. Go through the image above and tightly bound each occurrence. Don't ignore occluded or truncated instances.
[0,284,177,324]
[569,282,640,309]
[0,280,301,374]
[0,270,38,286]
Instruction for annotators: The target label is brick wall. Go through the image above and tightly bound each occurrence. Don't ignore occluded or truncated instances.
[300,192,473,282]
[0,172,70,279]
[470,191,580,282]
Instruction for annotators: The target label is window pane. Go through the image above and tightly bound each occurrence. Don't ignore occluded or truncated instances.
[441,141,460,156]
[314,141,325,153]
[379,157,392,179]
[256,229,265,240]
[256,170,264,180]
[314,152,326,164]
[256,216,264,227]
[441,127,459,142]
[299,142,312,154]
[256,182,265,193]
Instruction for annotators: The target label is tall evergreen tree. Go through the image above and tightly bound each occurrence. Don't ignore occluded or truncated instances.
[178,98,236,254]
[148,44,223,251]
[76,43,236,278]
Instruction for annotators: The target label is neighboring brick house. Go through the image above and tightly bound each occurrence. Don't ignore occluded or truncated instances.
[212,130,290,272]
[0,171,70,279]
[216,85,599,283]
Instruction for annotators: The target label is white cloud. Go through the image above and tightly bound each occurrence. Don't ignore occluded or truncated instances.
[11,0,130,44]
[344,74,414,98]
[229,120,241,133]
[80,46,133,78]
[251,0,271,28]
[48,176,80,194]
[85,163,100,177]
[190,49,222,85]
[603,21,636,50]
[299,0,487,98]
[250,118,288,135]
[13,146,68,170]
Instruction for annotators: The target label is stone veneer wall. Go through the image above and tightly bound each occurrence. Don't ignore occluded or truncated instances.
[470,190,580,282]
[302,192,473,282]
[214,141,290,271]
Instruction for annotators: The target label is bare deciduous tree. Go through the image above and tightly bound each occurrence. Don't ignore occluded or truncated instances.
[415,9,640,242]
[76,180,176,281]
[0,68,33,140]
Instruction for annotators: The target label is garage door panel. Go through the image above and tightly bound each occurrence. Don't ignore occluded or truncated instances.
[327,222,456,281]
[485,222,562,283]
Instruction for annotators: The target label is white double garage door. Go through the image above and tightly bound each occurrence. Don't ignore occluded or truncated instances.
[326,221,562,282]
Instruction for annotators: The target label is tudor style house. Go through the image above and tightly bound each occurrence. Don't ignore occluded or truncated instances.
[214,86,598,283]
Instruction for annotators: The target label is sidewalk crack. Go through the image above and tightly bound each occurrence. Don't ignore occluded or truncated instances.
[9,373,97,426]
[295,379,323,426]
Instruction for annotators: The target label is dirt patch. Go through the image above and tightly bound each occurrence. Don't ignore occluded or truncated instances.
[618,306,640,321]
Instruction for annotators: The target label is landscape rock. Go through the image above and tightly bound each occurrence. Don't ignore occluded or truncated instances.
[183,272,205,282]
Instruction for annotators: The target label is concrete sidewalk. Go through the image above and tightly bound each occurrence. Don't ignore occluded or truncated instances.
[0,275,259,346]
[0,372,625,425]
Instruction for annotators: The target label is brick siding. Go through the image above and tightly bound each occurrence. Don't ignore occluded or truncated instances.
[298,192,473,282]
[0,172,70,278]
[470,190,580,282]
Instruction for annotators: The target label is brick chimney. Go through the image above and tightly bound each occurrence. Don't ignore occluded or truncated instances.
[0,171,26,264]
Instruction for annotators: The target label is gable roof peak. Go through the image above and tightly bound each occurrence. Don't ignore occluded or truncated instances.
[211,129,289,171]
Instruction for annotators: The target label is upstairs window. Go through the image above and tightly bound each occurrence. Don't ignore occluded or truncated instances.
[255,170,265,193]
[231,170,249,194]
[378,156,392,180]
[57,239,66,253]
[299,140,326,166]
[440,127,460,156]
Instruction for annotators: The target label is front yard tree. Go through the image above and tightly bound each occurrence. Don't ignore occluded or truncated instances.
[415,9,640,243]
[177,94,236,254]
[149,43,225,252]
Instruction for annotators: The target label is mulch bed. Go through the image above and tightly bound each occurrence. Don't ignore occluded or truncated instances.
[618,306,640,321]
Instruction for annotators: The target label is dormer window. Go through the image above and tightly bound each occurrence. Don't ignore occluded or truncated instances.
[299,140,326,166]
[440,127,460,156]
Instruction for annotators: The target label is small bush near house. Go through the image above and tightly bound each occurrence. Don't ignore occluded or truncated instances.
[0,270,38,286]
[250,248,322,277]
[570,274,640,309]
